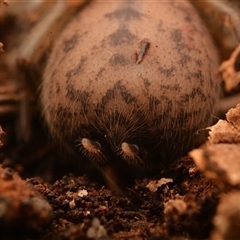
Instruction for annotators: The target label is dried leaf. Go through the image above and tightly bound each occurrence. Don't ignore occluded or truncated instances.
[190,144,240,186]
[146,178,173,192]
[212,191,240,240]
[218,44,240,92]
[207,104,240,144]
[207,119,240,144]
[226,103,240,128]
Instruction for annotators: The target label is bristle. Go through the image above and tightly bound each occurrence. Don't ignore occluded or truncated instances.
[77,138,107,164]
[121,142,144,166]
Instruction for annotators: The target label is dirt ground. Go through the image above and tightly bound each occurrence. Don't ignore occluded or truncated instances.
[0,123,221,240]
[1,108,240,240]
[1,1,240,240]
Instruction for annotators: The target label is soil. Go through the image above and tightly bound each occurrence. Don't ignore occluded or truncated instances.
[0,111,225,240]
[0,123,221,240]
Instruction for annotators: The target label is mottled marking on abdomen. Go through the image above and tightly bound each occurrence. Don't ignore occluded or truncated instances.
[41,0,220,169]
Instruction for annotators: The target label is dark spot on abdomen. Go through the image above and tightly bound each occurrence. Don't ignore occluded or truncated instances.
[109,54,128,66]
[107,28,136,46]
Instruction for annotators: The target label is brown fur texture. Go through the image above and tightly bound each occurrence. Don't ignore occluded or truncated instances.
[41,0,220,170]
